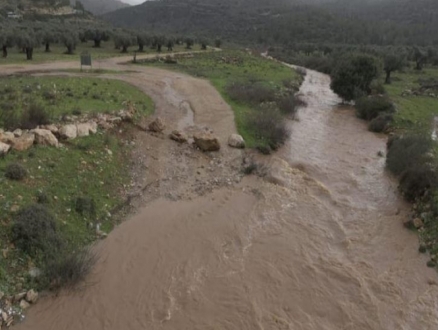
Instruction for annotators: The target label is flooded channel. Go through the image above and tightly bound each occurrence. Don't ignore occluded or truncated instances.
[15,68,438,330]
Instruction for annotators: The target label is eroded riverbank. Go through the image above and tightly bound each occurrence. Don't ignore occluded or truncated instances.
[10,63,438,330]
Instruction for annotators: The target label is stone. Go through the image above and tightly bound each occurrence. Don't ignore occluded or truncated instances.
[228,134,245,149]
[11,133,35,151]
[59,124,77,140]
[44,124,59,134]
[0,141,11,154]
[413,218,424,229]
[0,131,14,143]
[29,268,42,278]
[148,117,166,133]
[88,121,98,134]
[13,129,23,137]
[76,123,92,137]
[13,292,26,303]
[194,132,221,152]
[108,117,122,124]
[169,130,188,143]
[33,129,59,147]
[25,289,38,304]
[19,300,30,310]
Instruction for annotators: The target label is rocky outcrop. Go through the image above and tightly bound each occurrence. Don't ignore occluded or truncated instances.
[76,122,97,137]
[11,133,35,151]
[0,132,15,144]
[33,129,59,147]
[59,124,78,140]
[194,132,221,151]
[228,134,245,149]
[169,130,188,143]
[149,117,166,133]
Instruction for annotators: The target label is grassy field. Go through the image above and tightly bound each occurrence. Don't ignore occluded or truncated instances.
[0,41,188,65]
[138,50,302,148]
[385,66,438,134]
[0,76,154,129]
[0,75,154,293]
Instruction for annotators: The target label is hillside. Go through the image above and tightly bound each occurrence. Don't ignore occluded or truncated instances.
[102,0,438,46]
[70,0,130,15]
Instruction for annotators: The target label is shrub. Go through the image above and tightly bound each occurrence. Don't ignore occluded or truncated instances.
[11,204,63,257]
[368,112,393,133]
[5,163,27,181]
[276,95,306,118]
[249,106,289,150]
[399,164,438,202]
[42,247,97,290]
[243,160,268,177]
[36,190,49,204]
[386,135,433,176]
[21,103,51,129]
[226,82,276,105]
[0,103,20,130]
[42,90,56,100]
[72,107,82,116]
[74,197,96,219]
[356,96,394,121]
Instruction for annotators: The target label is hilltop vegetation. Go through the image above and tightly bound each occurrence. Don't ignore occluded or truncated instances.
[103,0,438,46]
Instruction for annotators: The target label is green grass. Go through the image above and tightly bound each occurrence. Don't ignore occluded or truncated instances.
[0,132,132,293]
[0,41,188,65]
[386,66,438,133]
[138,50,302,148]
[0,76,154,128]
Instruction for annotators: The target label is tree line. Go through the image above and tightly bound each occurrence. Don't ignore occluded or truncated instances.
[0,21,222,60]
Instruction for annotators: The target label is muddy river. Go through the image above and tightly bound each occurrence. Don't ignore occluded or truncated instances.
[15,67,438,330]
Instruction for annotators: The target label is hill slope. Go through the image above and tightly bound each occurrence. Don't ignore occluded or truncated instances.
[102,0,438,45]
[70,0,130,15]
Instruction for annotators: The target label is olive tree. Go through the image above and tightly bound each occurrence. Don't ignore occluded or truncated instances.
[383,51,405,84]
[16,31,41,60]
[85,28,110,48]
[60,31,79,55]
[0,29,15,58]
[136,33,151,52]
[331,53,380,101]
[114,33,135,53]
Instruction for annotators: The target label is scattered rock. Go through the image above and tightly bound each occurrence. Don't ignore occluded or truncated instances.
[44,124,59,134]
[228,134,245,149]
[13,292,26,303]
[149,117,166,133]
[0,131,15,144]
[194,132,221,152]
[169,130,188,143]
[33,129,59,147]
[108,117,122,124]
[19,300,30,310]
[413,218,424,229]
[13,129,23,137]
[0,141,11,154]
[11,133,35,152]
[25,289,38,304]
[59,124,78,140]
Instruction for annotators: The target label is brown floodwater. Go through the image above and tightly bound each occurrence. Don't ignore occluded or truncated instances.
[15,68,438,330]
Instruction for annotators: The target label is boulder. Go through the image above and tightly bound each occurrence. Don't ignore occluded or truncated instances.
[25,289,38,304]
[0,131,14,144]
[13,129,23,137]
[19,300,30,310]
[0,142,10,154]
[228,134,245,149]
[44,124,59,134]
[11,133,35,151]
[149,117,166,133]
[194,132,221,152]
[169,130,188,143]
[33,129,59,147]
[76,123,93,137]
[59,124,78,140]
[13,292,26,303]
[88,121,98,134]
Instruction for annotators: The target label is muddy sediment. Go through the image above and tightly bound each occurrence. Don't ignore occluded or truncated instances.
[8,60,438,329]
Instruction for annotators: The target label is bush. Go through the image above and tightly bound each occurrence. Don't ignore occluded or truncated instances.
[21,103,51,129]
[0,103,20,130]
[356,96,394,121]
[36,190,49,204]
[5,163,27,181]
[276,95,306,118]
[368,112,393,133]
[42,248,97,290]
[386,135,433,176]
[249,106,289,150]
[11,204,63,257]
[226,82,276,105]
[74,197,96,219]
[399,164,438,202]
